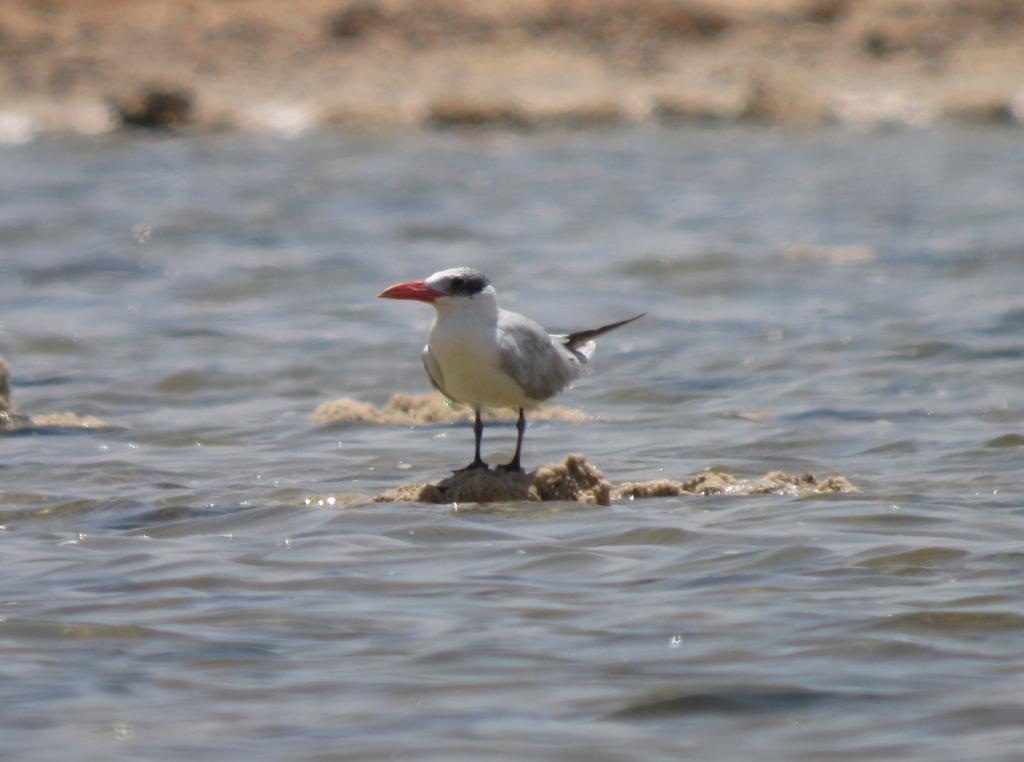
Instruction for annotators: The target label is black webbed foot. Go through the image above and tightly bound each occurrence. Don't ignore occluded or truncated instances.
[455,459,489,474]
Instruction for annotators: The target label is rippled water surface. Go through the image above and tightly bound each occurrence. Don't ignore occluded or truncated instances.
[2,126,1023,760]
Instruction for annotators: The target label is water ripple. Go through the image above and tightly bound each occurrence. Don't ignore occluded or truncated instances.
[2,127,1024,760]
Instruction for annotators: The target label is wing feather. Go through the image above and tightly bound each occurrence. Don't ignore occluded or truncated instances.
[497,311,579,402]
[563,313,645,350]
[421,346,458,402]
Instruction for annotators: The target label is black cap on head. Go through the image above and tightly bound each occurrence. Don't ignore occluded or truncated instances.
[433,267,491,297]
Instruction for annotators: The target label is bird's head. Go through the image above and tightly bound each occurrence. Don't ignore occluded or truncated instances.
[378,267,494,306]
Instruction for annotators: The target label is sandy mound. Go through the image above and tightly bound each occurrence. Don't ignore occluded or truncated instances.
[0,356,108,432]
[27,412,109,429]
[375,453,613,505]
[375,456,857,505]
[779,244,877,264]
[614,470,857,499]
[312,392,590,425]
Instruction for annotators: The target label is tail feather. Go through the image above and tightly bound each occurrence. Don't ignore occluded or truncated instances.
[563,313,645,352]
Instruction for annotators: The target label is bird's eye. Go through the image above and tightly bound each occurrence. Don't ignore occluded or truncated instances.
[450,277,464,290]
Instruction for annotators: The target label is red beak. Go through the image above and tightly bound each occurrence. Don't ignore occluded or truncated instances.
[378,280,444,303]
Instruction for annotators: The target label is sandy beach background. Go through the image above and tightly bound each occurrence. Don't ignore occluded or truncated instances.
[3,0,1024,137]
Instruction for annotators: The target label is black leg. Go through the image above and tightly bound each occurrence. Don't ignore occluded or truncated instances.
[498,408,526,473]
[457,407,489,472]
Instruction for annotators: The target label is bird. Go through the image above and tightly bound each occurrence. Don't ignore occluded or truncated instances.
[378,267,643,473]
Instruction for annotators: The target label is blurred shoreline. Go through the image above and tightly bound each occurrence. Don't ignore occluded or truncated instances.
[2,0,1024,140]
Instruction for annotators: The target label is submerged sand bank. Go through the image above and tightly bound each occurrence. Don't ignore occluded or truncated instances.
[2,0,1023,138]
[312,392,589,425]
[0,356,107,431]
[373,453,858,506]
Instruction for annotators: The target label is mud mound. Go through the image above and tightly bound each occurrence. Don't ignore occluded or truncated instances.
[0,357,11,410]
[312,392,590,425]
[376,459,857,505]
[375,453,612,505]
[1,357,30,430]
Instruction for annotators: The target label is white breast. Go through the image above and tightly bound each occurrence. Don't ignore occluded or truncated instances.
[427,318,537,410]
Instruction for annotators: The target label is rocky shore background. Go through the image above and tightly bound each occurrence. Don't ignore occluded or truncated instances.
[2,0,1024,139]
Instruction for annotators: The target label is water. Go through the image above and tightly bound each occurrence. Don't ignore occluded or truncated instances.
[1,126,1023,761]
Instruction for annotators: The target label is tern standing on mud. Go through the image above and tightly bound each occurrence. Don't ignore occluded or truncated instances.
[379,267,643,473]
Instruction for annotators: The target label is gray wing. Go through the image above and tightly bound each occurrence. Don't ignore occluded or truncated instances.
[421,345,458,403]
[497,310,581,402]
